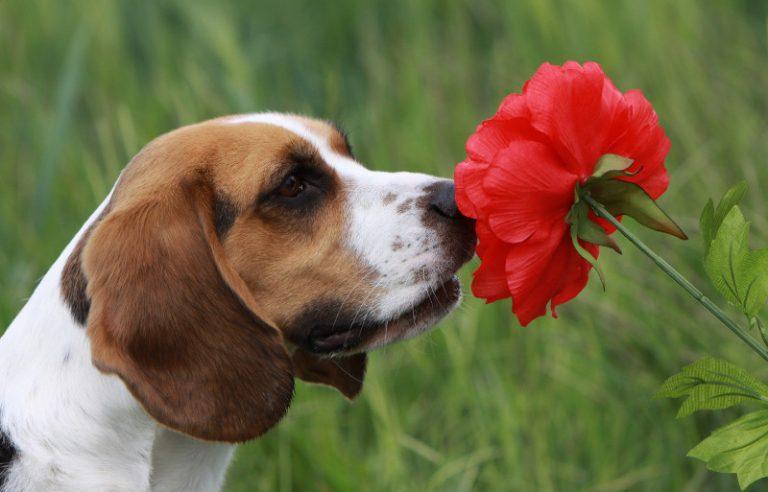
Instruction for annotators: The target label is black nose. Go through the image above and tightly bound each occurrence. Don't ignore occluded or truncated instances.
[427,181,459,219]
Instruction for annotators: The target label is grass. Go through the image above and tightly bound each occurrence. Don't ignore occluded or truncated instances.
[2,0,768,489]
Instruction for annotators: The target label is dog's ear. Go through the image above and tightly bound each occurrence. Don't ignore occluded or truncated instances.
[292,349,366,399]
[82,176,294,443]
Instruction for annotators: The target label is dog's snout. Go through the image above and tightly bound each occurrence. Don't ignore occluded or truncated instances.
[428,181,459,219]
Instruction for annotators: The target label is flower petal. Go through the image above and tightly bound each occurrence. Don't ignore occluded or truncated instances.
[482,140,577,243]
[524,61,624,176]
[505,228,597,326]
[457,118,551,220]
[495,93,529,120]
[606,90,671,199]
[455,61,672,326]
[466,118,543,163]
[454,159,490,219]
[549,239,598,317]
[471,223,511,302]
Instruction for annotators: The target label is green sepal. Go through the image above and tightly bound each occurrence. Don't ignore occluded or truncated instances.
[569,224,606,290]
[566,199,621,254]
[592,154,634,178]
[576,219,622,254]
[565,196,610,290]
[586,179,688,240]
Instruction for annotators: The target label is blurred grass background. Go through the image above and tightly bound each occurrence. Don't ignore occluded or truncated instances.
[2,0,768,490]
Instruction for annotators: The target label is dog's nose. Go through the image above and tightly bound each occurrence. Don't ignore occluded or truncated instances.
[428,181,459,219]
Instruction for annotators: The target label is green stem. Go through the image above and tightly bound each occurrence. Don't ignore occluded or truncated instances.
[581,193,768,363]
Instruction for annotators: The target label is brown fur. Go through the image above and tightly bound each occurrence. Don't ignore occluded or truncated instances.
[292,115,353,157]
[80,118,374,442]
[291,349,366,399]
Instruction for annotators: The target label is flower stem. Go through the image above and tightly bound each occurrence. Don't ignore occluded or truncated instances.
[581,193,768,363]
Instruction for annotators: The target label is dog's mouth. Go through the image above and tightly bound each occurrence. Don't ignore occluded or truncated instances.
[304,275,462,355]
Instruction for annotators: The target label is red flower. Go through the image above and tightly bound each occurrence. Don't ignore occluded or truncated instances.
[455,61,671,326]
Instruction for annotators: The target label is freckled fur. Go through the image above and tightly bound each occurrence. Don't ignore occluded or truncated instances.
[396,198,414,214]
[382,192,397,205]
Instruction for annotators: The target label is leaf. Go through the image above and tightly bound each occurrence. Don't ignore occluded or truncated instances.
[702,182,748,253]
[688,409,768,490]
[656,357,768,418]
[587,179,688,240]
[700,198,715,250]
[704,206,768,317]
[662,357,768,489]
[714,182,749,234]
[756,317,768,349]
[592,154,634,178]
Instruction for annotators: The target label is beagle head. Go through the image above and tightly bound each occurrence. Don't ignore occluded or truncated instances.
[68,113,475,443]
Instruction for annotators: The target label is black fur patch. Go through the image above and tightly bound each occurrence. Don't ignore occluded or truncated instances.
[214,196,237,238]
[0,426,16,488]
[60,204,111,326]
[284,299,378,354]
[60,241,91,325]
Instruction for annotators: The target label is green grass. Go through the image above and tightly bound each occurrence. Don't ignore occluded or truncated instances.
[2,0,768,490]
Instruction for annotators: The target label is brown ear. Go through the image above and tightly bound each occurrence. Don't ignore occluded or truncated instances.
[82,177,294,443]
[292,349,366,399]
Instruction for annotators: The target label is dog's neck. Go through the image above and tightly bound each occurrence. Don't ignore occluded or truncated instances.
[0,195,234,491]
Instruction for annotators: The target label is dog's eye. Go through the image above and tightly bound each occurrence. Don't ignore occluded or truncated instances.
[277,175,306,198]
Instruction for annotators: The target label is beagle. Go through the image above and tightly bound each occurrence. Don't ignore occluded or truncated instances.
[0,113,475,491]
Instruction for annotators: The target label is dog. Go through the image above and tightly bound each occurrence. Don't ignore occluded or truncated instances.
[0,113,476,491]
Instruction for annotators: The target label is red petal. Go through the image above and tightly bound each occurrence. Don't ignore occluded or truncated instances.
[589,209,618,235]
[454,159,490,219]
[466,118,544,163]
[524,62,624,177]
[457,118,550,220]
[482,140,577,243]
[550,239,598,317]
[605,90,671,199]
[505,228,596,326]
[633,167,669,200]
[471,223,510,302]
[495,93,529,120]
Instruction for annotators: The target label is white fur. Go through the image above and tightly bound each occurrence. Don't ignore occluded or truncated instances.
[226,114,455,326]
[0,113,454,491]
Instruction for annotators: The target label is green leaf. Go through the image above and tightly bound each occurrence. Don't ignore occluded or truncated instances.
[715,182,749,233]
[700,198,715,250]
[688,409,768,490]
[656,357,768,417]
[704,206,768,317]
[702,182,748,254]
[592,154,634,178]
[756,318,768,349]
[587,179,688,240]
